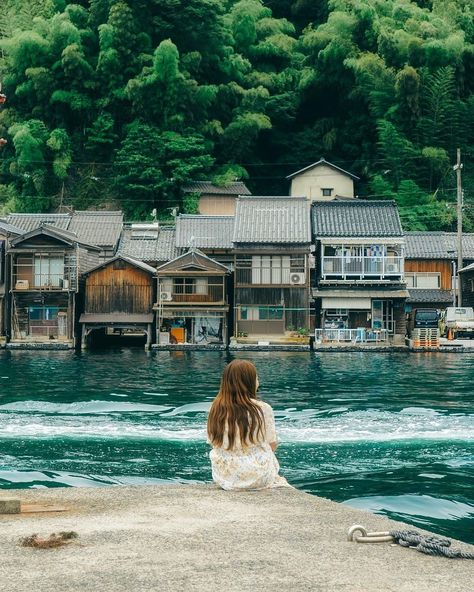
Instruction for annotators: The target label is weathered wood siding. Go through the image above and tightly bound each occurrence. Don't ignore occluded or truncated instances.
[85,262,153,314]
[405,260,452,290]
[461,270,474,307]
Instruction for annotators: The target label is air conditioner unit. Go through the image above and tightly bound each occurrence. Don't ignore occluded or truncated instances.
[386,264,398,273]
[15,280,29,290]
[160,291,173,302]
[289,272,306,285]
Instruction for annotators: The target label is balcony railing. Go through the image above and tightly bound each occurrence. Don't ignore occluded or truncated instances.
[163,284,225,303]
[321,256,403,279]
[315,328,389,343]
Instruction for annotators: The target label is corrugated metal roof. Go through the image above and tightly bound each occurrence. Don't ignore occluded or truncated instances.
[406,289,454,304]
[286,158,360,180]
[405,232,474,259]
[69,211,123,248]
[182,181,251,196]
[233,197,311,244]
[118,227,178,263]
[6,213,71,232]
[312,200,403,238]
[175,215,235,249]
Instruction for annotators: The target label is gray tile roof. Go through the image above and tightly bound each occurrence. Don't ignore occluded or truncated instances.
[0,220,23,235]
[407,289,454,304]
[233,197,311,244]
[286,158,360,180]
[460,262,474,273]
[69,211,123,249]
[176,215,235,249]
[182,181,251,196]
[6,213,71,232]
[83,255,156,276]
[405,232,474,259]
[312,200,403,238]
[118,227,178,264]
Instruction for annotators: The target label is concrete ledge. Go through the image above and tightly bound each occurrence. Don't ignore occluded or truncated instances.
[6,342,74,350]
[152,344,227,351]
[313,344,409,352]
[229,344,310,351]
[1,484,472,592]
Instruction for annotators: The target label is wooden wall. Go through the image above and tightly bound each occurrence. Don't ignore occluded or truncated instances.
[461,270,474,307]
[85,262,153,314]
[405,260,452,290]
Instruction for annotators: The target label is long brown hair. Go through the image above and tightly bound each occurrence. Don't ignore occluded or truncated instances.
[207,359,264,450]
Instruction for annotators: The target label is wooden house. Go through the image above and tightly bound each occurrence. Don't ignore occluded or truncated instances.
[182,181,251,216]
[312,201,408,344]
[154,249,230,346]
[7,210,124,261]
[405,232,474,310]
[459,263,474,307]
[6,225,100,347]
[0,220,22,341]
[286,158,359,201]
[233,197,311,342]
[79,255,156,349]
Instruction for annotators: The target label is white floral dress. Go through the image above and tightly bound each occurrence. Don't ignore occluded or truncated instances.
[209,399,289,491]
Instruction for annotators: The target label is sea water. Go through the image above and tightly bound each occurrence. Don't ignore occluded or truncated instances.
[0,349,472,544]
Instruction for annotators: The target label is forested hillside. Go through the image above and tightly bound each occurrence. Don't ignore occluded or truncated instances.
[1,0,474,229]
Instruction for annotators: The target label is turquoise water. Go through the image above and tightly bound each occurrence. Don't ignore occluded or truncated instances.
[0,350,473,544]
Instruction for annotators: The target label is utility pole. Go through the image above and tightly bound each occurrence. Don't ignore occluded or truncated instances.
[454,148,463,306]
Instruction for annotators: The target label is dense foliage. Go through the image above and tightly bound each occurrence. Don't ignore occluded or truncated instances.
[1,0,474,228]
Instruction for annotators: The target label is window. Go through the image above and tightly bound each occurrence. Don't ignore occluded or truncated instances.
[322,188,333,197]
[34,255,64,287]
[250,255,302,285]
[470,279,474,293]
[405,272,440,289]
[173,278,208,294]
[28,307,59,321]
[240,306,283,320]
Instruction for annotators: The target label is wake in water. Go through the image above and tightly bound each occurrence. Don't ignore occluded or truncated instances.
[0,400,472,443]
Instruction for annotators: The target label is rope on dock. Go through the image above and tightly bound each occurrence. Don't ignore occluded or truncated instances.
[347,524,474,559]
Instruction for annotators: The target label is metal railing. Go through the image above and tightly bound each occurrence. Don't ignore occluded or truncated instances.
[315,328,389,343]
[321,256,403,278]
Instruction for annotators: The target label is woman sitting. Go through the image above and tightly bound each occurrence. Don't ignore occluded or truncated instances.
[207,359,289,491]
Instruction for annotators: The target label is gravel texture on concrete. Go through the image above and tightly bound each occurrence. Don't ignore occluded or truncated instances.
[1,484,473,592]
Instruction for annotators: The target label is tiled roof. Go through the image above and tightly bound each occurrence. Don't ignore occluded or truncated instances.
[312,200,403,238]
[83,255,156,276]
[460,262,474,273]
[405,232,474,259]
[118,227,178,263]
[182,181,251,196]
[6,213,71,232]
[286,158,360,180]
[407,289,454,304]
[175,215,234,249]
[0,220,23,235]
[69,211,123,248]
[233,197,311,244]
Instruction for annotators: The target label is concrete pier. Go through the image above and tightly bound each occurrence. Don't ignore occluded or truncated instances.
[1,484,473,592]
